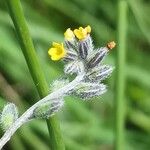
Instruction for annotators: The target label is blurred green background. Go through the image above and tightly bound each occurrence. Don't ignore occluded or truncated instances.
[0,0,150,149]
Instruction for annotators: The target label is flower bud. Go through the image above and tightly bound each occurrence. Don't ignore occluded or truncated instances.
[64,61,84,75]
[0,103,18,131]
[33,99,64,119]
[87,47,108,68]
[79,40,88,59]
[74,82,106,100]
[64,40,78,52]
[63,50,78,62]
[87,65,114,82]
[107,41,116,49]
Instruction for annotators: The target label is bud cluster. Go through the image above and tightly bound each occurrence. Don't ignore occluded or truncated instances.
[59,26,115,99]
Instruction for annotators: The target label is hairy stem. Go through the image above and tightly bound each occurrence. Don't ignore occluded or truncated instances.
[4,0,65,149]
[115,0,128,150]
[0,74,84,149]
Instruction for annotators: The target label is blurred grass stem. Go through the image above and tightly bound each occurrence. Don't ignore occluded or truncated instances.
[115,0,128,150]
[4,0,65,149]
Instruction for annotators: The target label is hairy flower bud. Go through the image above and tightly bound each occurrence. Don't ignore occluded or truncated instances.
[33,98,64,119]
[63,50,78,62]
[74,82,107,99]
[64,40,78,52]
[79,40,88,59]
[64,61,84,75]
[87,65,114,82]
[87,47,108,68]
[0,103,18,131]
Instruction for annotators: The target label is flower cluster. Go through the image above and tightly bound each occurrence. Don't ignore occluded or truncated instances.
[0,26,115,149]
[48,25,115,99]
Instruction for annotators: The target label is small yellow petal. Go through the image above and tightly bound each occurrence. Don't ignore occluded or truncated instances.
[79,27,84,31]
[64,28,74,40]
[48,42,66,61]
[48,48,57,56]
[83,28,87,35]
[73,29,78,35]
[52,42,60,48]
[86,25,91,33]
[51,55,60,61]
[74,25,92,40]
[74,29,83,40]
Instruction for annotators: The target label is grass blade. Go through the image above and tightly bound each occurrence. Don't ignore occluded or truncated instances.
[115,0,128,150]
[4,0,65,149]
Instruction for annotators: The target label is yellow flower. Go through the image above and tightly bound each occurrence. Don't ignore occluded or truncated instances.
[64,28,74,40]
[74,25,91,40]
[48,42,66,61]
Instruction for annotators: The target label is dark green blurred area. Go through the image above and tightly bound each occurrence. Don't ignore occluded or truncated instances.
[0,0,150,150]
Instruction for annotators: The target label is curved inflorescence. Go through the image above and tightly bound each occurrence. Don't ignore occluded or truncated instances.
[0,25,115,149]
[49,25,116,99]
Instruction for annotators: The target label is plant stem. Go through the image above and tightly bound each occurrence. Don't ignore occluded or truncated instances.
[115,1,128,150]
[0,74,84,149]
[4,0,65,149]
